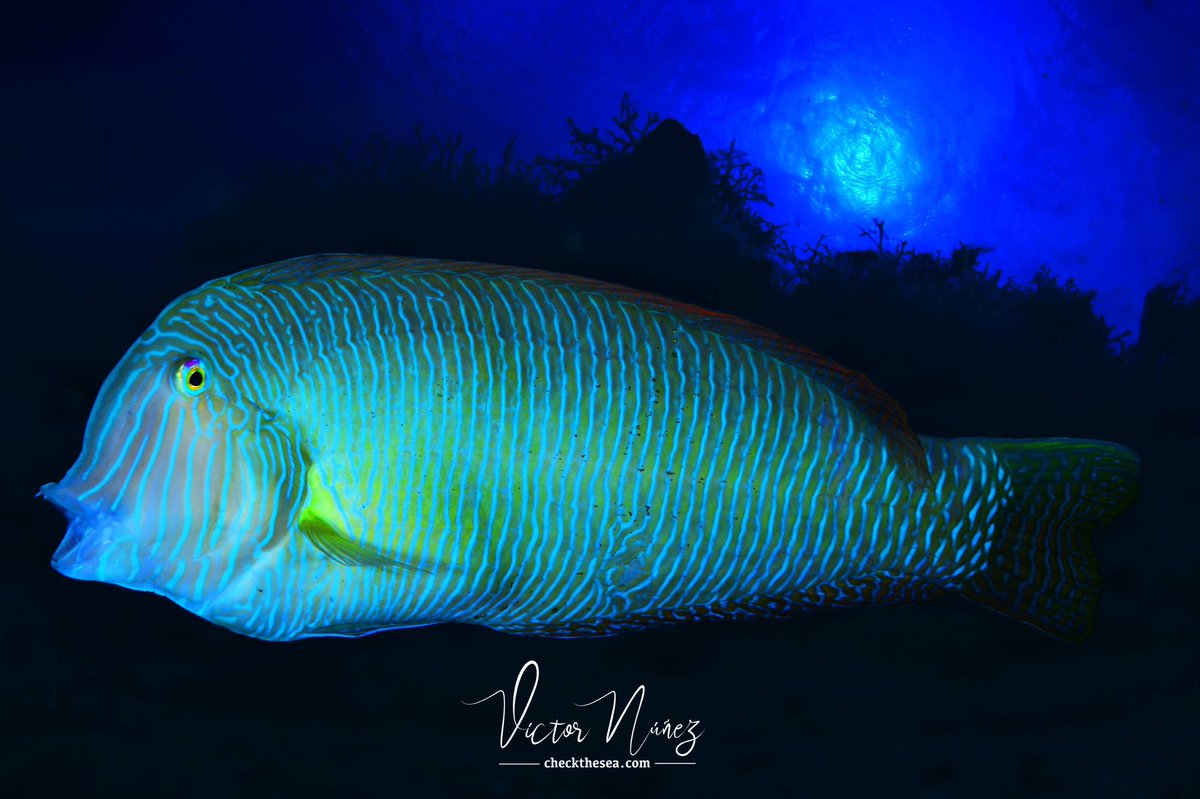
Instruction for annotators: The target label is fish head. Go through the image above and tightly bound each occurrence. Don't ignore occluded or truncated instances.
[42,288,308,639]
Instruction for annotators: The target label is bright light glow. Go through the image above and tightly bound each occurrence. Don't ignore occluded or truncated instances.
[360,0,1198,336]
[788,93,922,223]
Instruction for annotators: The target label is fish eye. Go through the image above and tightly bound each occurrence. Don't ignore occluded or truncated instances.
[175,357,208,396]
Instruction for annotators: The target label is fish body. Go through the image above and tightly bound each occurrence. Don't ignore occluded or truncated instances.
[42,255,1139,641]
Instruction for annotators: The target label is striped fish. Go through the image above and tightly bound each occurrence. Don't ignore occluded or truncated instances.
[41,255,1139,642]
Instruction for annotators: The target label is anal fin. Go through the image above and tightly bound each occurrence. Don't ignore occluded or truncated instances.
[496,573,944,637]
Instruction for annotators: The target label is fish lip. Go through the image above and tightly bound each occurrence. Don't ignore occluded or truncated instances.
[39,482,112,573]
[51,520,88,567]
[39,482,88,519]
[39,482,237,630]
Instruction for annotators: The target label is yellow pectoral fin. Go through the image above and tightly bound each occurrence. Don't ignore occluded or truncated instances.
[298,512,430,574]
[298,461,431,574]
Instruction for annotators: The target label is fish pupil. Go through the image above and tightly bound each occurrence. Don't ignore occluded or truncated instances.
[188,369,203,388]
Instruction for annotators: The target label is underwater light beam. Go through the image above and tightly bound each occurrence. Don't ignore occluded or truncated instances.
[787,92,924,230]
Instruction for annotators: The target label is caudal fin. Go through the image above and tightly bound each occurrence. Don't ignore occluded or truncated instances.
[957,438,1140,642]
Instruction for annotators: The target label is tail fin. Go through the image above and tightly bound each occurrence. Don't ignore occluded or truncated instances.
[957,438,1140,642]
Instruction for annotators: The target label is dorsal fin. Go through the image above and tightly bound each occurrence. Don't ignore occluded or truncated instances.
[650,303,929,480]
[221,254,929,479]
[220,253,405,288]
[462,260,930,481]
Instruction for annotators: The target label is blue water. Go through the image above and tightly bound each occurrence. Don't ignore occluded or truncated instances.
[8,1,1197,335]
[356,0,1200,337]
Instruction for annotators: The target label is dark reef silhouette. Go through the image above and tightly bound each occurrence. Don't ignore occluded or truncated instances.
[176,94,1197,446]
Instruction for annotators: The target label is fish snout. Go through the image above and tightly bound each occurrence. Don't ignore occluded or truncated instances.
[40,482,139,585]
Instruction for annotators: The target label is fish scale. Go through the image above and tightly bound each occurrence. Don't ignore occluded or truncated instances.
[41,254,1140,642]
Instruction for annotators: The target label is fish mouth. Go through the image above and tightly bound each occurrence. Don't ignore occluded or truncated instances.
[39,481,217,619]
[52,518,88,567]
[39,482,127,581]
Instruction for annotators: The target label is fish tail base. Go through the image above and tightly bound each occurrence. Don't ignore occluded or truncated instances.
[956,438,1139,642]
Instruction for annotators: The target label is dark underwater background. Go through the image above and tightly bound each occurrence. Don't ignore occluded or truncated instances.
[3,1,1198,796]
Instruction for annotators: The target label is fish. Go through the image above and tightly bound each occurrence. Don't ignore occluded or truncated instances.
[40,254,1140,642]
